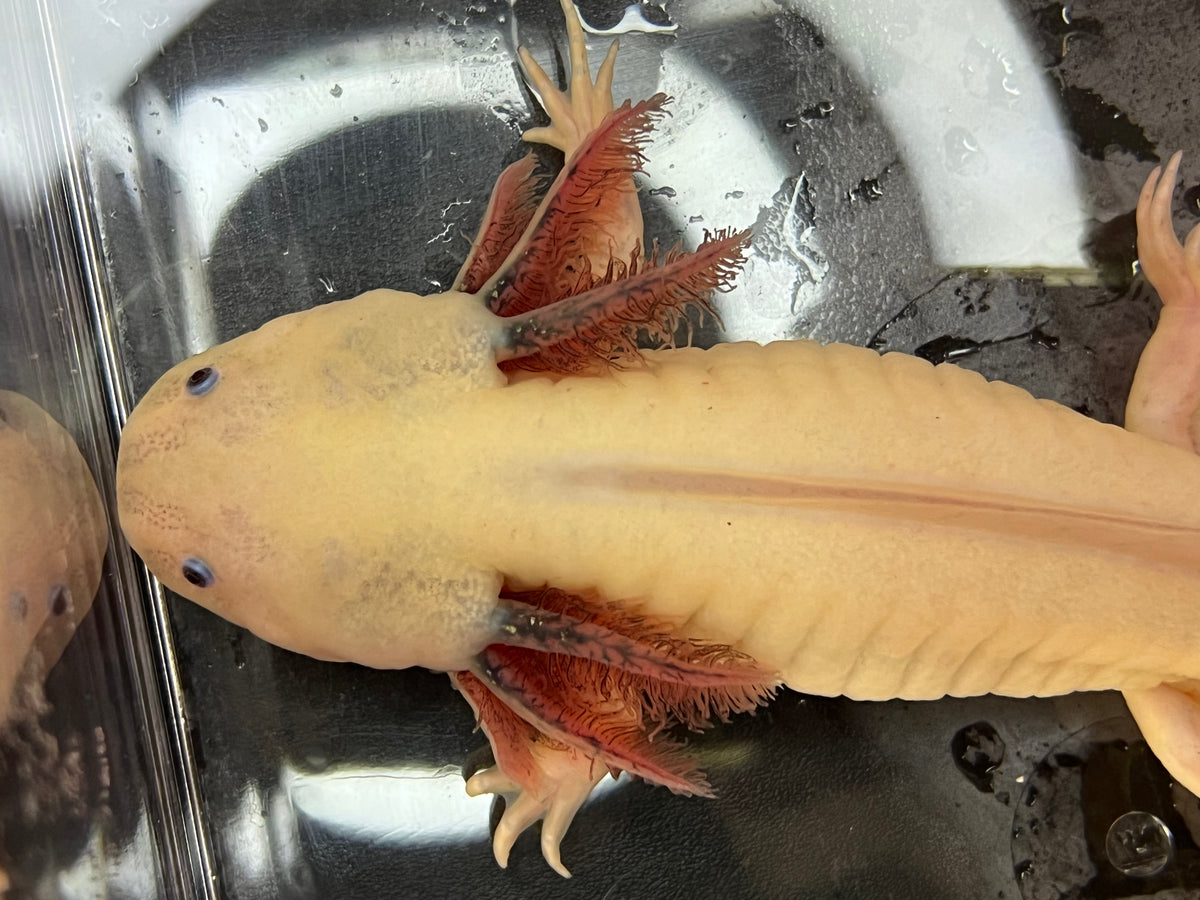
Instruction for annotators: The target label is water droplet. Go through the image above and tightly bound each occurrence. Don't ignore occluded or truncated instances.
[647,186,677,199]
[779,117,799,132]
[943,126,985,174]
[230,631,247,670]
[800,101,834,121]
[330,84,343,98]
[724,190,745,200]
[304,746,330,772]
[848,177,884,204]
[916,335,985,364]
[952,721,1006,792]
[1105,811,1173,878]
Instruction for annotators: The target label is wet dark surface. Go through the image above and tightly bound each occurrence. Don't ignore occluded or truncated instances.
[1012,718,1200,898]
[952,720,1008,794]
[72,0,1200,896]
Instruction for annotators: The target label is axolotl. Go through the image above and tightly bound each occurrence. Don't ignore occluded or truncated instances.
[1,390,107,728]
[0,390,107,892]
[116,0,1200,876]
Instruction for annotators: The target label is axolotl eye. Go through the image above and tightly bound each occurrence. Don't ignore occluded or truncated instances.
[182,558,215,588]
[185,366,219,396]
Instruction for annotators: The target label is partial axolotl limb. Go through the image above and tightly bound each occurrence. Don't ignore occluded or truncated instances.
[454,0,646,316]
[517,0,619,157]
[1122,152,1200,800]
[450,587,773,877]
[1126,151,1200,452]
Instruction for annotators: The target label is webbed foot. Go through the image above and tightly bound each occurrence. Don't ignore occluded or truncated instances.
[1127,151,1200,451]
[520,0,619,158]
[465,736,605,877]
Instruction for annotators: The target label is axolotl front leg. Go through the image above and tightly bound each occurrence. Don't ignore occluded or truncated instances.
[1120,152,1200,801]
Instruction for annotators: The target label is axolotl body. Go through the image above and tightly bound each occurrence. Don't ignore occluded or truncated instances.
[116,0,1200,876]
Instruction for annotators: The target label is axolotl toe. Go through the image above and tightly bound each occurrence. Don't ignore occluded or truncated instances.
[116,0,1200,877]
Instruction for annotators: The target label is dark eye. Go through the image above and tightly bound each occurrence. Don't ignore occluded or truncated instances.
[182,558,215,588]
[48,585,70,616]
[186,367,219,396]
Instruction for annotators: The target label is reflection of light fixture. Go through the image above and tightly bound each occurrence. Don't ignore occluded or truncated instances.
[5,0,1091,273]
[284,763,492,846]
[281,762,624,846]
[577,3,679,36]
[787,0,1089,271]
[146,33,521,262]
[58,812,161,898]
[671,0,1090,273]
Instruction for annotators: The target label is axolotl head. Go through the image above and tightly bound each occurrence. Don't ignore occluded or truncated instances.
[1,390,107,724]
[116,288,508,672]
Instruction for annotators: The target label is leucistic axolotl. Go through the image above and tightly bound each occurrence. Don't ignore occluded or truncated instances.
[116,0,1200,877]
[0,390,107,726]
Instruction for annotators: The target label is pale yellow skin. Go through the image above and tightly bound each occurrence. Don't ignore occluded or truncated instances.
[116,0,1200,878]
[0,390,107,724]
[118,287,1200,694]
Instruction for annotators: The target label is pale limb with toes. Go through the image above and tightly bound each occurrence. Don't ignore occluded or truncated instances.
[465,738,606,878]
[1126,151,1200,452]
[516,0,644,272]
[519,0,619,158]
[1122,151,1200,806]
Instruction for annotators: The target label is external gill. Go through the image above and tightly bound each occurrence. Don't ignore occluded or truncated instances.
[475,94,672,316]
[493,229,750,372]
[486,594,778,697]
[451,586,775,878]
[444,0,763,877]
[457,85,752,374]
[463,586,777,794]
